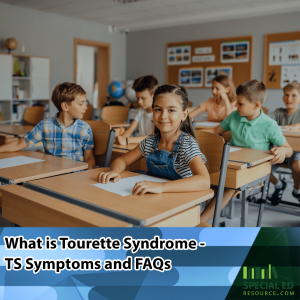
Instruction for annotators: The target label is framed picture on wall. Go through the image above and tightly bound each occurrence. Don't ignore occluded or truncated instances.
[179,67,203,87]
[205,66,232,87]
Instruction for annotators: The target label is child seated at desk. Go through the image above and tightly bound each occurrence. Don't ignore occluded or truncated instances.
[114,75,158,145]
[268,82,300,204]
[200,79,293,226]
[189,75,236,122]
[0,82,95,169]
[99,85,210,195]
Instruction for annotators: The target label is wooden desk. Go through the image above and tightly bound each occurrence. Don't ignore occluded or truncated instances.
[0,169,214,227]
[283,130,300,152]
[110,123,130,128]
[0,124,33,137]
[0,151,88,207]
[195,122,231,142]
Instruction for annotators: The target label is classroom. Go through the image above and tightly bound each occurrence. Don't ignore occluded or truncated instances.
[0,0,300,228]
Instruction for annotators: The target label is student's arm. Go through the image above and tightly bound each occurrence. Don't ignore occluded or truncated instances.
[220,93,235,118]
[84,149,95,170]
[282,122,300,130]
[270,141,293,164]
[0,138,28,152]
[189,105,205,119]
[132,155,210,195]
[98,145,143,183]
[115,120,139,145]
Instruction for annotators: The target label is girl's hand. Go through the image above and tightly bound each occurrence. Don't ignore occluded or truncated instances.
[219,92,229,103]
[282,123,300,130]
[115,136,127,145]
[270,146,285,164]
[98,170,121,183]
[132,181,165,195]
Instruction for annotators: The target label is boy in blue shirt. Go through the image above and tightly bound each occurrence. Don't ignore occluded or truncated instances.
[0,82,95,169]
[200,80,292,226]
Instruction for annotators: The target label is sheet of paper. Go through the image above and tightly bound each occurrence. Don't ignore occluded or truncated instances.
[92,175,167,197]
[0,156,44,169]
[279,126,288,131]
[230,147,242,153]
[196,122,221,127]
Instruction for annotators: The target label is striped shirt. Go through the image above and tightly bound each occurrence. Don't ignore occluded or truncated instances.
[23,114,94,162]
[139,134,206,178]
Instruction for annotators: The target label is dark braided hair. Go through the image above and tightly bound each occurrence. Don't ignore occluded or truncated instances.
[152,84,196,139]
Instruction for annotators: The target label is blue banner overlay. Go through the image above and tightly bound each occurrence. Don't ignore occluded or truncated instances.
[0,227,270,300]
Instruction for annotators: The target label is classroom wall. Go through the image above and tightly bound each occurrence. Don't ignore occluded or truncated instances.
[126,11,300,118]
[0,2,126,116]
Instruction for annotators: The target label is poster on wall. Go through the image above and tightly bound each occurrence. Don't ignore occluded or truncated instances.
[269,40,300,66]
[281,64,300,88]
[192,55,215,63]
[221,41,249,63]
[168,45,191,65]
[205,66,232,87]
[179,68,203,87]
[195,47,212,54]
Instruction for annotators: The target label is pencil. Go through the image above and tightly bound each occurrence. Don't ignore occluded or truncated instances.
[119,127,124,136]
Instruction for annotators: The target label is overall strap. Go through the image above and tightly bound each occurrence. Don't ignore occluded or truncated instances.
[150,134,160,153]
[170,132,187,157]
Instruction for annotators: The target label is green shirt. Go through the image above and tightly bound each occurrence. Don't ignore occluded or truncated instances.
[220,109,286,150]
[268,108,300,125]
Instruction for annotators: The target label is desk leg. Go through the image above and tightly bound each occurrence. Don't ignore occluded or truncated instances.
[256,175,269,227]
[240,190,248,227]
[229,198,235,219]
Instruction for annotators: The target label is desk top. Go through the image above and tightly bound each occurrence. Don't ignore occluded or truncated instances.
[0,124,34,137]
[282,129,300,137]
[113,143,138,151]
[110,123,130,128]
[27,169,214,226]
[0,151,88,184]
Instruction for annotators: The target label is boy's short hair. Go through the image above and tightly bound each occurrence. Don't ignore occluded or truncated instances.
[132,75,159,95]
[236,79,267,104]
[283,82,300,93]
[52,82,86,112]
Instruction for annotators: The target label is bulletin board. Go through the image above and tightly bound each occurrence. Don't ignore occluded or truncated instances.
[166,35,253,89]
[264,31,300,89]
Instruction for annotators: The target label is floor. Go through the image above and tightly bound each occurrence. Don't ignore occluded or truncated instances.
[1,170,299,228]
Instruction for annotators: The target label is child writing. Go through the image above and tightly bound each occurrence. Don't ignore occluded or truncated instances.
[268,82,300,204]
[0,82,95,169]
[200,80,293,225]
[99,85,210,195]
[115,75,158,145]
[190,74,236,121]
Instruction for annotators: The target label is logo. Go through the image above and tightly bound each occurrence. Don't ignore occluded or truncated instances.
[243,264,277,280]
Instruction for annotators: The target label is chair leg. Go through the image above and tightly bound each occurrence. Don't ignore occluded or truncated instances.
[240,190,248,227]
[257,178,269,227]
[220,208,225,217]
[229,198,235,219]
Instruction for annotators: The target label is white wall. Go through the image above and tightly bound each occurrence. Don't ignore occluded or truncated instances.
[0,2,126,116]
[126,11,300,118]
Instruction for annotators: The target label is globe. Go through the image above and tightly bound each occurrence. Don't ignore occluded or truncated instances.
[108,81,125,99]
[5,38,18,53]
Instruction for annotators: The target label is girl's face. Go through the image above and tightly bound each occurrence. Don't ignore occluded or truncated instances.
[153,93,187,134]
[212,81,229,99]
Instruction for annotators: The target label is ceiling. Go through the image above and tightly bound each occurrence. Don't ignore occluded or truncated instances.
[1,0,300,32]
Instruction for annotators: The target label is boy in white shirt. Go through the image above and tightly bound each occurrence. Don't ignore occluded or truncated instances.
[115,75,158,145]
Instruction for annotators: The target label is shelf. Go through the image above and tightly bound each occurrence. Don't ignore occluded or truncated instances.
[13,98,31,101]
[12,77,30,80]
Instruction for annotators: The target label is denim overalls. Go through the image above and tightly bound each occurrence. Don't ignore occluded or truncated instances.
[146,132,187,180]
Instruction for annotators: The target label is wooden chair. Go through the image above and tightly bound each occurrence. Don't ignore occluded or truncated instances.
[82,104,95,120]
[85,121,115,167]
[188,101,193,107]
[101,106,129,125]
[194,130,230,227]
[262,107,268,114]
[22,106,45,125]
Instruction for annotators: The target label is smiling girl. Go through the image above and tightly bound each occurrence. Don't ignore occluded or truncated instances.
[190,75,236,121]
[98,85,210,195]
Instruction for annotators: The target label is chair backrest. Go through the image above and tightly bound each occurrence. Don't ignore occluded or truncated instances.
[194,130,225,174]
[23,106,45,125]
[188,101,193,107]
[261,106,268,114]
[194,129,230,227]
[82,104,94,120]
[101,106,129,124]
[85,120,115,167]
